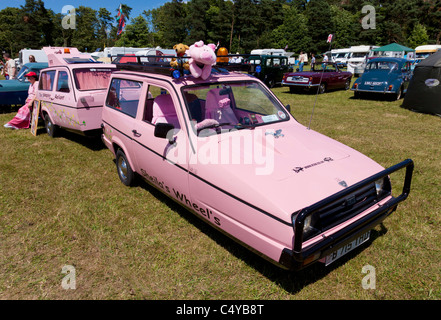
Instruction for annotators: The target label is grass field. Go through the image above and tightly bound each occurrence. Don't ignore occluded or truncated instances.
[0,83,440,300]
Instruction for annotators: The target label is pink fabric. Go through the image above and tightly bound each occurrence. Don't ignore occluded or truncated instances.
[75,70,111,90]
[151,94,180,128]
[205,88,238,124]
[5,81,38,129]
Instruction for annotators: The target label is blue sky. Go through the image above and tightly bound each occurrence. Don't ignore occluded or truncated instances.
[0,0,169,21]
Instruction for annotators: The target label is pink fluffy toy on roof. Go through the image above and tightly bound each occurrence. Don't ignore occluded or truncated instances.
[188,40,217,80]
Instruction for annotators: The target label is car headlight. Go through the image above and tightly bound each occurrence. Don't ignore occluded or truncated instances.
[375,176,391,198]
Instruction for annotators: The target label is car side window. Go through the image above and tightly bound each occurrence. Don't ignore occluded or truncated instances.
[39,70,56,91]
[106,78,142,118]
[147,85,180,129]
[56,71,70,93]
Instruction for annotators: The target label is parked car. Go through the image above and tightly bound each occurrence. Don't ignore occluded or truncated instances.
[0,62,48,107]
[246,54,291,88]
[351,57,413,100]
[282,62,352,94]
[101,58,413,271]
[36,47,116,137]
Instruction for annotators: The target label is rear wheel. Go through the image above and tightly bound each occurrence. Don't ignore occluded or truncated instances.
[318,83,326,94]
[116,149,135,186]
[44,113,57,138]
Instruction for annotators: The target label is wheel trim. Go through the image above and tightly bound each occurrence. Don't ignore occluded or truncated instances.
[118,157,128,180]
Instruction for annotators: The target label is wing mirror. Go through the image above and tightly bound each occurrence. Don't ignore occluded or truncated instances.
[154,123,175,144]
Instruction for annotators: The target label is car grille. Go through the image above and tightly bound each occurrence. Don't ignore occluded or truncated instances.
[304,183,379,240]
[320,183,377,230]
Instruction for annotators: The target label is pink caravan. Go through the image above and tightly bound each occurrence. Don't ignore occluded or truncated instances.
[36,47,116,137]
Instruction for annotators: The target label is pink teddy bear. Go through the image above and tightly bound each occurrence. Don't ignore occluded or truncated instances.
[188,40,217,80]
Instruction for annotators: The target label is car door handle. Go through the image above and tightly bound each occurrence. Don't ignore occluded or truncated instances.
[132,130,142,137]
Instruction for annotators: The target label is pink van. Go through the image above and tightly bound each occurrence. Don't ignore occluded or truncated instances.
[37,47,116,137]
[101,57,414,270]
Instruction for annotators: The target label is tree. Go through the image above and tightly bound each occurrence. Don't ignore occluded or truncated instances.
[97,8,113,48]
[0,7,22,56]
[329,5,357,49]
[70,6,99,52]
[185,0,210,44]
[271,4,311,53]
[305,0,334,53]
[232,0,259,53]
[115,15,151,47]
[408,23,429,48]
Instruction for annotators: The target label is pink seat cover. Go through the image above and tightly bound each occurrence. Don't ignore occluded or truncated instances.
[151,94,180,128]
[205,88,238,125]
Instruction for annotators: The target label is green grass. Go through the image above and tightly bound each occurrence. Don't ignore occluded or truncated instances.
[0,85,440,300]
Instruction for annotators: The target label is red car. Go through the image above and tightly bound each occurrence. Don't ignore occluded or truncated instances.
[282,62,352,94]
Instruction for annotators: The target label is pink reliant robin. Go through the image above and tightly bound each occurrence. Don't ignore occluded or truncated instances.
[36,47,116,137]
[100,49,414,271]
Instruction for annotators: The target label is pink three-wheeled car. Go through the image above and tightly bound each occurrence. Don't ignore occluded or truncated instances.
[37,47,116,137]
[100,55,414,270]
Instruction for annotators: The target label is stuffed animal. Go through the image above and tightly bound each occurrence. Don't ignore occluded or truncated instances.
[188,40,217,80]
[170,43,189,70]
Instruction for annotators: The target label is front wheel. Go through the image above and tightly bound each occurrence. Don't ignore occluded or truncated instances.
[344,79,351,90]
[116,149,135,186]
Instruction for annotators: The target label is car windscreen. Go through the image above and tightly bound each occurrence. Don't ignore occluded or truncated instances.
[16,66,29,82]
[365,61,399,72]
[182,81,289,134]
[73,68,114,91]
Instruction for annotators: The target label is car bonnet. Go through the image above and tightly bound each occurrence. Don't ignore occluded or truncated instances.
[191,122,385,223]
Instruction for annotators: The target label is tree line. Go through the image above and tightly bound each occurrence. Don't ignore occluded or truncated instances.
[1,0,439,58]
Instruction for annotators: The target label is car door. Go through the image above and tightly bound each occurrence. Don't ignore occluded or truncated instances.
[130,80,191,205]
[402,61,412,92]
[51,68,80,130]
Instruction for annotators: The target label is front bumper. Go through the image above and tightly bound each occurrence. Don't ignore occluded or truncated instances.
[278,159,414,271]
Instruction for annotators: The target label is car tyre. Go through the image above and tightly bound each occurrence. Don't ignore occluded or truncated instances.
[116,149,135,186]
[394,87,402,100]
[44,113,57,138]
[318,83,326,94]
[344,79,351,90]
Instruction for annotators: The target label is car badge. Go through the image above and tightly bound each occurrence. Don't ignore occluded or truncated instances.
[265,129,284,138]
[338,180,348,188]
[293,167,304,173]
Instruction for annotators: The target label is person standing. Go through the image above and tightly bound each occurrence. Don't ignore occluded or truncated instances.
[2,53,17,79]
[4,71,39,129]
[299,51,305,72]
[310,54,316,71]
[322,53,329,69]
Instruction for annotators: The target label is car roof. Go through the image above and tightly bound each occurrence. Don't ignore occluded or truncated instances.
[368,57,407,64]
[112,68,259,88]
[23,62,48,69]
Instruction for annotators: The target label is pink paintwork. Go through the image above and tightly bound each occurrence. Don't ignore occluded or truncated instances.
[101,66,413,270]
[37,47,116,136]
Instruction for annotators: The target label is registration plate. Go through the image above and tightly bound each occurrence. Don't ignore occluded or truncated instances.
[325,231,370,266]
[288,77,308,83]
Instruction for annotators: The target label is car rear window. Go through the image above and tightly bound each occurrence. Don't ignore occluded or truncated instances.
[73,68,114,91]
[39,70,56,91]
